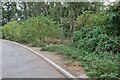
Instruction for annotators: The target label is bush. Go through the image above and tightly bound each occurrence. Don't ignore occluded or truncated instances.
[2,16,63,46]
[42,43,119,78]
[80,51,119,78]
[105,2,120,36]
[2,21,22,41]
[73,27,119,53]
[71,26,119,78]
[76,11,105,30]
[42,25,119,78]
[21,16,63,44]
[73,4,120,78]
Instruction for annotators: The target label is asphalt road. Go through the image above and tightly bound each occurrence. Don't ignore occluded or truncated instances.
[2,40,66,78]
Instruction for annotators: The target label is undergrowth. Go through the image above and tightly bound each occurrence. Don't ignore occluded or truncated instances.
[42,43,119,78]
[41,26,119,78]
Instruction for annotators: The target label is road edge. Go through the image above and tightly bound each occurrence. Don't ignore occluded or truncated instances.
[3,40,76,79]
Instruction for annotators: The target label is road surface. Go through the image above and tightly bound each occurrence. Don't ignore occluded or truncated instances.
[2,40,66,78]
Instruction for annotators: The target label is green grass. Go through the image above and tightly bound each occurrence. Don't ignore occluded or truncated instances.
[41,44,119,78]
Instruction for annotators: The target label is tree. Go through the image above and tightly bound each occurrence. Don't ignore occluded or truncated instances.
[2,2,17,25]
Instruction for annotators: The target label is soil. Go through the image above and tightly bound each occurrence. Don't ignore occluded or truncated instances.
[22,44,88,78]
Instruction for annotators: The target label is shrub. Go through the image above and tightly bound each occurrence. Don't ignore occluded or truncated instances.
[73,27,119,53]
[21,16,63,44]
[105,2,120,36]
[71,26,119,78]
[42,25,119,78]
[81,51,119,78]
[41,3,120,78]
[2,16,63,46]
[76,11,105,30]
[42,43,119,78]
[2,21,22,41]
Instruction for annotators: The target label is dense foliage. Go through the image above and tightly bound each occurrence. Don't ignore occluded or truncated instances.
[76,11,105,29]
[2,16,63,46]
[41,2,120,78]
[42,43,119,78]
[72,2,120,78]
[42,29,119,78]
[105,2,120,36]
[71,26,119,78]
[73,27,119,53]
